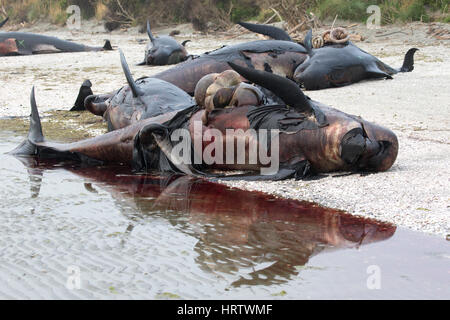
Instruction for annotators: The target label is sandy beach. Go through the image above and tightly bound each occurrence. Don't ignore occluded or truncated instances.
[1,20,449,238]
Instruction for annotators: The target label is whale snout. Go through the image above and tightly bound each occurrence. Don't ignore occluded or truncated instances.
[144,39,187,66]
[364,133,399,172]
[340,123,398,172]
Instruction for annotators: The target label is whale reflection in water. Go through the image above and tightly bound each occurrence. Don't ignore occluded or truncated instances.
[19,158,396,287]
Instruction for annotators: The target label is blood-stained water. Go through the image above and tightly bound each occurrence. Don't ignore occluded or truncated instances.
[0,134,448,299]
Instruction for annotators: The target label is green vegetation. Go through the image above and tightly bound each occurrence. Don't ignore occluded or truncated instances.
[315,0,449,24]
[316,0,369,22]
[1,0,98,25]
[155,292,181,299]
[228,0,261,23]
[0,0,448,27]
[271,290,287,296]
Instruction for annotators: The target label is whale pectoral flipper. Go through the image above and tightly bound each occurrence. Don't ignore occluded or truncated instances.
[32,44,61,54]
[365,63,393,80]
[132,123,168,172]
[366,71,393,80]
[227,62,327,127]
[132,122,203,177]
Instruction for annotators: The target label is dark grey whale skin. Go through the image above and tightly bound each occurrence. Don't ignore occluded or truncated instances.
[293,43,418,90]
[138,20,189,66]
[0,31,112,56]
[150,23,417,93]
[151,40,309,95]
[237,22,419,90]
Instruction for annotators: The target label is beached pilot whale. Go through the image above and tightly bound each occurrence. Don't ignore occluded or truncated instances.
[10,58,399,181]
[79,50,195,129]
[237,21,419,90]
[150,24,417,93]
[0,30,113,56]
[138,20,190,66]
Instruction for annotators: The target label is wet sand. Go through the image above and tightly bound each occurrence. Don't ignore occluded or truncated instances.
[0,20,449,239]
[0,136,448,299]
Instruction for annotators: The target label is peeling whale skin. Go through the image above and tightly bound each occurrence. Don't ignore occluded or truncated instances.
[83,51,195,131]
[9,90,398,180]
[186,102,398,175]
[0,32,112,56]
[93,77,194,131]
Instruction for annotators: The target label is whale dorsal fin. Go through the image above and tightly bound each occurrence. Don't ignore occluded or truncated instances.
[120,50,144,97]
[303,29,313,54]
[147,20,156,43]
[29,86,44,143]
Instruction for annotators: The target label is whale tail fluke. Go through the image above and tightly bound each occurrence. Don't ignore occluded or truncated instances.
[399,48,418,72]
[103,40,113,51]
[70,79,93,111]
[181,40,191,47]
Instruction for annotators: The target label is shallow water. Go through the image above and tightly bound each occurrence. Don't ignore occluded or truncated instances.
[0,133,448,299]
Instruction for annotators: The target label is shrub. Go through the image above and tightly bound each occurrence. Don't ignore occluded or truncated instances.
[316,0,369,22]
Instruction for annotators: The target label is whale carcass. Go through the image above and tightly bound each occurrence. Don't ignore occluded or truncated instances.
[10,55,399,181]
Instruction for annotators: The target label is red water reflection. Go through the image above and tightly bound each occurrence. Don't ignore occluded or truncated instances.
[18,157,396,286]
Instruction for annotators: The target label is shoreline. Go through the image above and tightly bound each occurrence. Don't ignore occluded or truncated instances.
[0,21,449,238]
